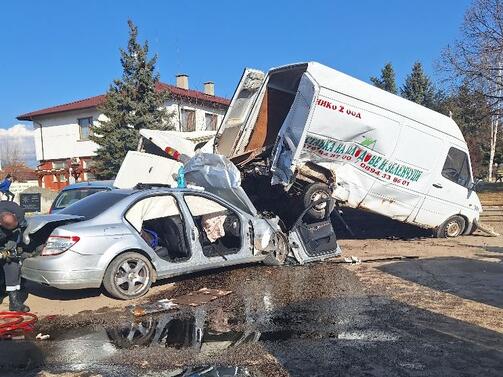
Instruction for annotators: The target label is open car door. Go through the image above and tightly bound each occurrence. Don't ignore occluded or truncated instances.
[214,68,265,158]
[289,198,341,264]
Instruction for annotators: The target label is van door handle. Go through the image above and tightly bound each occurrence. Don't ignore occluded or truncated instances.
[433,183,443,189]
[191,228,197,241]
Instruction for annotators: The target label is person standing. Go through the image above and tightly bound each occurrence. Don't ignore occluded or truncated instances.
[0,200,30,312]
[0,174,15,201]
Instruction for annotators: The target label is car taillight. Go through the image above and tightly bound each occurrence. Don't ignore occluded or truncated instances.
[41,235,80,256]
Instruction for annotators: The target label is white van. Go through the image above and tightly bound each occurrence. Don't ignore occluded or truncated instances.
[214,62,482,237]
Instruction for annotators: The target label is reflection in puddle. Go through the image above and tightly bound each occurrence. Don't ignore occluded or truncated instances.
[107,309,260,352]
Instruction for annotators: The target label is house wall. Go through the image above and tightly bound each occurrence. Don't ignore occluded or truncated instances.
[33,108,101,162]
[165,99,226,131]
[31,99,226,191]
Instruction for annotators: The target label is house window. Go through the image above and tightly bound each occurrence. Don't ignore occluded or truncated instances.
[205,113,218,131]
[52,161,67,182]
[181,109,196,132]
[78,117,93,140]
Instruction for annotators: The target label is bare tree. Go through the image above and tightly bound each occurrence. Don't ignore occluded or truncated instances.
[442,0,503,180]
[0,139,23,167]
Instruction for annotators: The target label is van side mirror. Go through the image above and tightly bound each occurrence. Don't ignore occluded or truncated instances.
[469,179,483,191]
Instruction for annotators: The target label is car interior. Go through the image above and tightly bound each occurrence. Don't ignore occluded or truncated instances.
[126,195,191,262]
[125,194,243,262]
[184,195,242,258]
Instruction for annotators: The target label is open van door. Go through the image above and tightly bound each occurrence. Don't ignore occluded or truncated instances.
[214,68,265,158]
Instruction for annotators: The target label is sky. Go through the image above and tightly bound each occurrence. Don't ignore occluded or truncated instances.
[0,0,473,153]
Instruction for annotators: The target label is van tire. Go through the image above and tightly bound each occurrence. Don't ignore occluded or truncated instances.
[302,183,334,220]
[436,215,466,238]
[103,252,154,300]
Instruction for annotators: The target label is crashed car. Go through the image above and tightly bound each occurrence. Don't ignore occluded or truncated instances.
[22,154,340,299]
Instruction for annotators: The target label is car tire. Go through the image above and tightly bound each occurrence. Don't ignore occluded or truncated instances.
[263,233,289,266]
[435,215,466,238]
[302,183,334,220]
[103,252,154,300]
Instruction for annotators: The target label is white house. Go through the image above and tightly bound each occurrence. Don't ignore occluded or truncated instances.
[17,75,230,190]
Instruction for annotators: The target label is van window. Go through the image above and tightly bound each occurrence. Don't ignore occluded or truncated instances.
[442,147,471,187]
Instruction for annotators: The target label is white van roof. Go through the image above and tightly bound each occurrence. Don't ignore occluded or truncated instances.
[271,62,465,142]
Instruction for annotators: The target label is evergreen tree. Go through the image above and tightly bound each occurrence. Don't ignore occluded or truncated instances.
[370,63,397,94]
[90,20,174,179]
[400,61,437,108]
[439,83,493,177]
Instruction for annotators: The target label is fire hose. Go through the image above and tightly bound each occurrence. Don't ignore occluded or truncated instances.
[0,311,38,338]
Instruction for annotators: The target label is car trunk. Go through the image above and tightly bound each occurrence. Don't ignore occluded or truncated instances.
[24,214,85,251]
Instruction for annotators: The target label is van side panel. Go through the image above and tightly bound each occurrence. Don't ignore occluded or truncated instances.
[292,87,436,221]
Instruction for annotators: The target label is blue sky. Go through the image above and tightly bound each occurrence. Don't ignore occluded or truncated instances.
[1,0,472,130]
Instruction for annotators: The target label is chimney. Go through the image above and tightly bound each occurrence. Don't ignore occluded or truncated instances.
[176,74,189,90]
[203,81,215,96]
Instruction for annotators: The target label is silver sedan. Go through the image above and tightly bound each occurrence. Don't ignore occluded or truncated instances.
[22,187,340,299]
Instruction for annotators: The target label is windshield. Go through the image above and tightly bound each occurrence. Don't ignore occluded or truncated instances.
[53,187,109,210]
[60,191,129,219]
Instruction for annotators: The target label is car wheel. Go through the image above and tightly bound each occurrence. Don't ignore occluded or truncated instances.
[103,252,154,300]
[263,233,289,266]
[106,317,158,348]
[436,215,466,238]
[302,183,334,220]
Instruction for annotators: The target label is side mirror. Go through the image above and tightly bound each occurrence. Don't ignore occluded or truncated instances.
[469,179,483,191]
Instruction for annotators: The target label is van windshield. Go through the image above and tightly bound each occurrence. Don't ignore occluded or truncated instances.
[60,191,129,219]
[441,147,472,187]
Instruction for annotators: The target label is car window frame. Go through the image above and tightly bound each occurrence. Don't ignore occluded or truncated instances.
[182,192,245,257]
[122,192,192,254]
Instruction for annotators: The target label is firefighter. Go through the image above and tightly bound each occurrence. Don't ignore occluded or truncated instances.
[0,201,30,312]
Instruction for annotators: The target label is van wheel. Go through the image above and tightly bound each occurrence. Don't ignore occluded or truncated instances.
[302,183,334,220]
[263,233,289,266]
[436,216,466,238]
[103,252,154,300]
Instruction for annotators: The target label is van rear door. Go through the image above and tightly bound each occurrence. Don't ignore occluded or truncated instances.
[214,69,265,158]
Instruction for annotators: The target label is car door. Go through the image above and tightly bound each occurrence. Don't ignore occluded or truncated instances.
[414,145,476,227]
[214,68,266,158]
[288,198,341,264]
[181,193,255,267]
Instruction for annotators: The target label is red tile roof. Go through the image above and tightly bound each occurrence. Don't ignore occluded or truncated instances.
[17,82,230,121]
[1,164,38,182]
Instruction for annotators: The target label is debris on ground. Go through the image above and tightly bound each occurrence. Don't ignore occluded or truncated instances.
[35,333,50,340]
[172,287,232,307]
[130,288,232,317]
[476,222,500,237]
[129,298,178,317]
[342,256,361,264]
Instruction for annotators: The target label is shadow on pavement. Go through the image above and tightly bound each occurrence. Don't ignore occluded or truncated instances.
[333,207,432,240]
[25,280,103,300]
[262,297,503,377]
[484,246,503,253]
[378,256,503,309]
